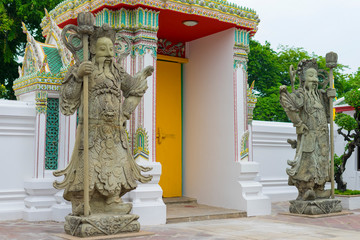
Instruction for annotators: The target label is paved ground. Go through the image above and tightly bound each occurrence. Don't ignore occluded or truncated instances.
[1,202,360,240]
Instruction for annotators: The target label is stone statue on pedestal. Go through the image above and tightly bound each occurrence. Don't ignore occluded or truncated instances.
[53,13,153,237]
[280,58,342,215]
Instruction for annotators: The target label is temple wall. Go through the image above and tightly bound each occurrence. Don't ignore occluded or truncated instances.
[252,119,360,202]
[252,120,297,202]
[0,100,36,220]
[183,28,246,209]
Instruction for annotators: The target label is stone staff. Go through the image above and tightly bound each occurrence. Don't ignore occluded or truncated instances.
[61,12,95,216]
[326,52,338,199]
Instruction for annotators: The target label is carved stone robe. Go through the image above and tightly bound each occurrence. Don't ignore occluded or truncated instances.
[54,61,151,201]
[281,88,331,187]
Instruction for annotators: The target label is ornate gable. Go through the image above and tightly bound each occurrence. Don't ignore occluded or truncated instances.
[22,22,44,72]
[44,9,72,66]
[22,46,39,76]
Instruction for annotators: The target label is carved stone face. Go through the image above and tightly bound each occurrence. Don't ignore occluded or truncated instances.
[95,37,114,64]
[304,68,318,90]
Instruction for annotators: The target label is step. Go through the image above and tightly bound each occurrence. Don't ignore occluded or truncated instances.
[163,196,197,205]
[166,202,247,224]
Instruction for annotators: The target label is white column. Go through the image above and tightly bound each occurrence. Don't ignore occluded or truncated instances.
[58,111,77,170]
[233,33,271,215]
[142,52,156,163]
[34,112,47,178]
[129,38,166,225]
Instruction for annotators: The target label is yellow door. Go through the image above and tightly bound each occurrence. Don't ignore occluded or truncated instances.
[156,59,182,197]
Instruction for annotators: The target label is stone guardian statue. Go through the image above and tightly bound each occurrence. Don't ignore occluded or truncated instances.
[279,57,342,215]
[53,13,154,237]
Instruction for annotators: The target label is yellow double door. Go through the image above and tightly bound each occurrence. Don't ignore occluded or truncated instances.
[156,59,183,197]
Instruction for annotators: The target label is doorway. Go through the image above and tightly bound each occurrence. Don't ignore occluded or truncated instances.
[156,56,187,197]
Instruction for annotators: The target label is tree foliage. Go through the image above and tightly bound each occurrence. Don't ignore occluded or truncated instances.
[247,40,282,96]
[0,0,62,99]
[248,39,359,122]
[334,89,360,191]
[247,40,286,121]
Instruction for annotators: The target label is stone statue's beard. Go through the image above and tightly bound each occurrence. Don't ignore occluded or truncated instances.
[95,57,113,72]
[94,57,115,80]
[306,88,320,103]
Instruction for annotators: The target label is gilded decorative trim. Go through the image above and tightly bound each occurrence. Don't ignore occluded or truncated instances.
[13,71,65,96]
[247,81,257,123]
[35,91,48,114]
[233,59,247,71]
[95,8,159,31]
[133,126,149,160]
[235,28,250,46]
[157,54,188,63]
[240,130,249,161]
[133,44,157,57]
[40,0,259,37]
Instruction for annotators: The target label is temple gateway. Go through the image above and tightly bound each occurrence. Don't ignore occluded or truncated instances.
[1,0,271,224]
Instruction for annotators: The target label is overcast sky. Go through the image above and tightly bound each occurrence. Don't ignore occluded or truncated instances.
[229,0,360,73]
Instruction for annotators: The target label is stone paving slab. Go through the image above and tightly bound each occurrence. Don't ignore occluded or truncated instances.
[265,201,360,232]
[1,215,360,240]
[1,202,360,240]
[121,217,360,240]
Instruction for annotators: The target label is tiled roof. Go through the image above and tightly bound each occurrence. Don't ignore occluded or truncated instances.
[42,46,63,74]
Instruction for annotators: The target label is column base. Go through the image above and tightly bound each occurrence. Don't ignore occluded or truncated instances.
[238,162,271,216]
[128,161,166,225]
[23,178,57,221]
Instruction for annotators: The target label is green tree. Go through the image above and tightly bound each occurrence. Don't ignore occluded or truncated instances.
[0,0,62,99]
[247,40,282,96]
[247,40,288,121]
[252,86,289,122]
[248,40,353,121]
[343,68,360,93]
[334,89,360,191]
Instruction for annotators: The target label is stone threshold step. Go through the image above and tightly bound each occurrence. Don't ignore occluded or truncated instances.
[163,196,197,205]
[167,211,246,224]
[166,202,247,224]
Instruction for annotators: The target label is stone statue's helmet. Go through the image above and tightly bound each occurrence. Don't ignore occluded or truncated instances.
[89,24,117,56]
[296,58,318,87]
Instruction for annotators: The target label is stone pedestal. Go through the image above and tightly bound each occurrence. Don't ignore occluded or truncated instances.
[289,199,342,215]
[64,213,140,237]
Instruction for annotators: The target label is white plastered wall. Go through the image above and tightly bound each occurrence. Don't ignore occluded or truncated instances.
[252,119,360,202]
[183,28,266,211]
[252,120,298,202]
[0,100,35,220]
